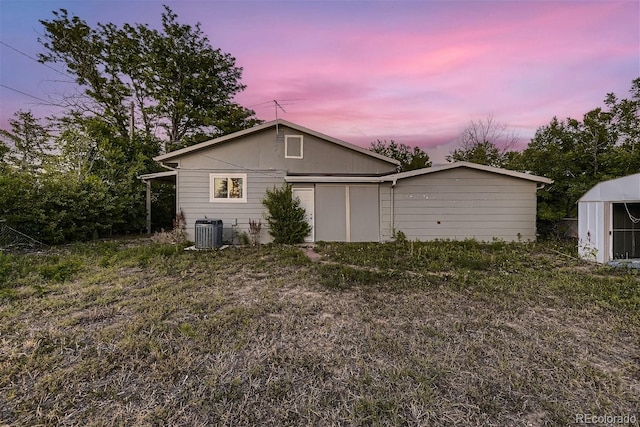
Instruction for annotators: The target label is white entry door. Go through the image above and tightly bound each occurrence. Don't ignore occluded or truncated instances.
[292,188,314,242]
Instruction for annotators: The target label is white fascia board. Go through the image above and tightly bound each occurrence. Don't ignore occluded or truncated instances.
[138,170,177,181]
[285,176,386,183]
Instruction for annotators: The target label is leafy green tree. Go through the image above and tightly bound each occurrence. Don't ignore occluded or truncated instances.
[518,78,640,225]
[518,117,582,221]
[0,110,51,171]
[369,140,431,171]
[446,115,518,167]
[0,140,9,167]
[61,117,163,235]
[39,6,260,151]
[447,140,505,166]
[52,124,98,181]
[604,77,640,175]
[262,185,311,244]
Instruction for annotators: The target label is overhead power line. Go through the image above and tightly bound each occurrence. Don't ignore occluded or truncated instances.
[0,41,70,77]
[0,41,71,109]
[0,83,63,107]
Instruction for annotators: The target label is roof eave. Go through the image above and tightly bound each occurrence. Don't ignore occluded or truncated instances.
[285,175,386,183]
[387,161,553,184]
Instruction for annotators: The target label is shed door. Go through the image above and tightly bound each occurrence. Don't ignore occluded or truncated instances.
[316,185,347,241]
[612,203,640,259]
[315,184,379,242]
[349,185,379,242]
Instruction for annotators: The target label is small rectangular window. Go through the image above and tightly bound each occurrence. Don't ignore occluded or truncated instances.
[285,135,303,159]
[210,174,247,202]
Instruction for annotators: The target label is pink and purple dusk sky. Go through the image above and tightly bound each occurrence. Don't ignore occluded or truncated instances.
[1,0,638,163]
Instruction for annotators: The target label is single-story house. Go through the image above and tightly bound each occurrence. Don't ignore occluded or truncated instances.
[578,174,640,263]
[140,119,552,244]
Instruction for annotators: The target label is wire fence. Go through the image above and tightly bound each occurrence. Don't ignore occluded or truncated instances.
[0,220,46,252]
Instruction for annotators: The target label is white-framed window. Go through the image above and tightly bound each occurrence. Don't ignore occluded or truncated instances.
[285,135,303,159]
[209,173,247,203]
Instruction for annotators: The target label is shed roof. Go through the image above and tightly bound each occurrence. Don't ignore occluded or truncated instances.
[389,161,553,184]
[285,161,553,184]
[154,119,400,166]
[578,173,640,202]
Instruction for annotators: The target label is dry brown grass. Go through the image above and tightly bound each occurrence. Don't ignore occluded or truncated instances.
[0,240,638,426]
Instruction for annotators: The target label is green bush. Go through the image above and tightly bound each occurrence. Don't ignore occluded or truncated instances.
[0,251,26,287]
[38,257,83,282]
[262,185,311,244]
[0,167,152,244]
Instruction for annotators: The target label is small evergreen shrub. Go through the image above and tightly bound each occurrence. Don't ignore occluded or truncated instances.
[262,185,311,244]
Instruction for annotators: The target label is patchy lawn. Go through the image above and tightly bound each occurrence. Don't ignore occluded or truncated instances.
[0,239,638,426]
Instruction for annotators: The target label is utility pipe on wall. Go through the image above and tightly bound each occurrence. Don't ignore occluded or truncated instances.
[143,179,151,234]
[391,177,397,239]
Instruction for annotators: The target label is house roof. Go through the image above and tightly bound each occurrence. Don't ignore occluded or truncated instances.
[286,161,553,184]
[579,173,640,202]
[154,119,400,166]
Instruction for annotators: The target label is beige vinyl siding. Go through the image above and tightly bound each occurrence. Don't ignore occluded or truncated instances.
[380,183,393,241]
[175,126,396,175]
[177,169,285,243]
[381,168,539,242]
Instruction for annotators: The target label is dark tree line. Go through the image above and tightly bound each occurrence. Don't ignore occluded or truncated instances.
[0,7,260,243]
[369,140,432,171]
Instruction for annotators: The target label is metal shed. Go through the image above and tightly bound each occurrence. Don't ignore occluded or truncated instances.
[578,174,640,263]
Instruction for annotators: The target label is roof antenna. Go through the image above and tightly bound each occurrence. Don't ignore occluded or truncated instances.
[274,100,286,135]
[274,99,287,119]
[248,98,303,136]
